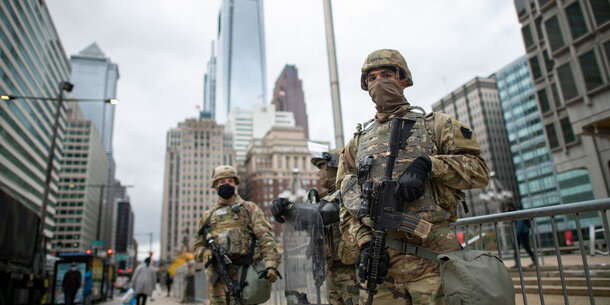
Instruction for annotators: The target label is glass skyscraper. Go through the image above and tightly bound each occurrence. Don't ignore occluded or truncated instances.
[216,0,268,123]
[0,0,71,234]
[497,55,597,233]
[69,42,119,155]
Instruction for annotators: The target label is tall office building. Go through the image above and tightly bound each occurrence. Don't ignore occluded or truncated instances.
[271,65,309,138]
[497,55,564,210]
[216,0,268,123]
[202,42,217,119]
[244,126,322,238]
[514,0,610,199]
[432,76,520,217]
[115,200,136,269]
[160,118,235,261]
[53,103,109,253]
[0,0,71,237]
[69,42,119,155]
[227,104,296,162]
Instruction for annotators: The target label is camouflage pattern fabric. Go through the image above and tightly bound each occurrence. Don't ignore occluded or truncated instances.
[327,265,359,305]
[194,195,281,305]
[206,264,240,305]
[358,224,461,305]
[337,110,489,303]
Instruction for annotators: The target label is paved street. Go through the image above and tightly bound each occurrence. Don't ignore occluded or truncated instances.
[100,291,201,305]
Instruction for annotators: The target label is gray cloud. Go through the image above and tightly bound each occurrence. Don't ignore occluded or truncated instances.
[47,0,524,260]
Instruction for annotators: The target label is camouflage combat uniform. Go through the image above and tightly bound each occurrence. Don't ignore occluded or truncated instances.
[337,49,489,305]
[322,189,359,305]
[193,195,281,305]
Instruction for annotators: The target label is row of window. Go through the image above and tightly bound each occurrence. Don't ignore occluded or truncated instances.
[545,117,577,150]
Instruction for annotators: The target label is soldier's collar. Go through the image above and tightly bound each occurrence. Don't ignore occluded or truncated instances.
[216,194,245,206]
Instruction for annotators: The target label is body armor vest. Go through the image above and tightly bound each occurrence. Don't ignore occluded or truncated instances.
[355,110,452,226]
[206,204,258,262]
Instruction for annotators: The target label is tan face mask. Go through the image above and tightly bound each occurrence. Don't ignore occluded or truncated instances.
[368,78,410,123]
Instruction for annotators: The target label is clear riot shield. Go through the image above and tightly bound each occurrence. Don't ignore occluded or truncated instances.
[282,203,328,305]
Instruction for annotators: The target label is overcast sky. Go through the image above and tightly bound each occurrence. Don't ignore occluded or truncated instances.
[46,0,525,260]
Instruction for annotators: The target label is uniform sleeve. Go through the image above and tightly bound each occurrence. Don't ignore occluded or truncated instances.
[335,138,358,190]
[337,137,371,247]
[193,214,210,263]
[426,112,489,189]
[248,204,281,269]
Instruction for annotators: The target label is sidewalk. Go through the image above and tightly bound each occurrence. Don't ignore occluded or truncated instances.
[100,291,202,305]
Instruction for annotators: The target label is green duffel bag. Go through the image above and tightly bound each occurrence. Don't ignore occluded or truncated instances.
[438,250,515,305]
[239,262,271,304]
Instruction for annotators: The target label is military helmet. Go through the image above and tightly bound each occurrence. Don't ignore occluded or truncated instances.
[360,49,413,90]
[310,148,341,169]
[210,165,240,188]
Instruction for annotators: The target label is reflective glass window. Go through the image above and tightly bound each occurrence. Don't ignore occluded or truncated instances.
[578,50,604,91]
[560,117,576,144]
[565,1,588,40]
[557,62,579,100]
[537,88,551,112]
[522,25,535,48]
[529,55,542,79]
[545,15,566,52]
[545,123,559,148]
[591,0,610,26]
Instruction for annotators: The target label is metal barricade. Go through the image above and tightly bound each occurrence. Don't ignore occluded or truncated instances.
[453,199,610,305]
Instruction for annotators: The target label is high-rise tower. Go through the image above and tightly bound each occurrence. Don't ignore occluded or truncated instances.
[202,42,217,119]
[271,65,309,138]
[216,0,267,123]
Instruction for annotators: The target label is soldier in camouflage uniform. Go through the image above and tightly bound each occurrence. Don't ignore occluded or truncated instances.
[193,165,281,305]
[336,49,489,305]
[272,149,359,305]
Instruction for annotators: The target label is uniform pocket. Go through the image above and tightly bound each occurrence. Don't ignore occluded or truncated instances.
[340,174,360,215]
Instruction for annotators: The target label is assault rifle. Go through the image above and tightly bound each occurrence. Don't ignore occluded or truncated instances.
[199,224,243,305]
[358,118,433,305]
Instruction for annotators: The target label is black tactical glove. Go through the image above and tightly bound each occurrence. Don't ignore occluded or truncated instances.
[356,242,390,284]
[318,200,340,225]
[395,156,432,202]
[258,267,283,283]
[271,197,292,223]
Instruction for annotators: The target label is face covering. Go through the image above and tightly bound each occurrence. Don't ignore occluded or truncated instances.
[368,78,410,123]
[217,183,235,200]
[70,267,77,271]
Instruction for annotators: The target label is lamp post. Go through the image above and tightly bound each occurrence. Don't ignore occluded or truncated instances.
[1,85,119,273]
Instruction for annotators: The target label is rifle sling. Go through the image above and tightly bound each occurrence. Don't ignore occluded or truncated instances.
[385,238,438,262]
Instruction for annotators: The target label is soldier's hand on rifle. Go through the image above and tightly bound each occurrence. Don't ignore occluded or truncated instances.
[271,198,292,223]
[202,249,212,268]
[258,267,282,283]
[356,242,390,284]
[395,156,432,202]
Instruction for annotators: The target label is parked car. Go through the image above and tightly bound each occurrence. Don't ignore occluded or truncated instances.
[115,276,130,293]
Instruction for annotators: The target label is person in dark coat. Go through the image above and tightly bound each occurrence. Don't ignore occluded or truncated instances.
[507,203,536,267]
[62,262,82,305]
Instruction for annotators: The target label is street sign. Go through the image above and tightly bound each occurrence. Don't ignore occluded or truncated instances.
[116,254,128,261]
[91,240,104,246]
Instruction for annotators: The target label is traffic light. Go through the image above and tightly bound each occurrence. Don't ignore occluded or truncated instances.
[107,249,113,256]
[119,269,123,274]
[85,249,92,254]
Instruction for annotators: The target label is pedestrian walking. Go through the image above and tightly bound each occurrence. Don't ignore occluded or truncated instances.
[507,203,536,267]
[62,262,82,305]
[82,271,93,305]
[131,258,156,305]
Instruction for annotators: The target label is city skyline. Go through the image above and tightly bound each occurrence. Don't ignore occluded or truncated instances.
[45,0,525,259]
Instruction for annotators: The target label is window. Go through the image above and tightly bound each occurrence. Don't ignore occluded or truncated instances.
[605,41,610,66]
[535,17,544,40]
[537,89,551,112]
[545,15,566,52]
[560,117,576,144]
[565,2,588,40]
[591,0,610,26]
[557,62,579,100]
[551,83,562,107]
[538,0,550,7]
[515,0,526,16]
[529,55,542,79]
[545,123,560,149]
[578,50,604,91]
[522,25,535,48]
[543,50,554,72]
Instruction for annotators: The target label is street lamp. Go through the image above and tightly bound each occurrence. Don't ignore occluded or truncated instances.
[1,83,120,273]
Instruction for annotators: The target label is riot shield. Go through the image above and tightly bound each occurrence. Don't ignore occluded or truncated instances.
[282,203,328,305]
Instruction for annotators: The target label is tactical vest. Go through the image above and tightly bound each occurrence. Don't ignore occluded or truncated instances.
[206,203,259,262]
[355,110,451,225]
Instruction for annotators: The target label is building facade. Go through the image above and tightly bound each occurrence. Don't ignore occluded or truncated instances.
[432,76,520,217]
[202,42,217,119]
[216,0,267,123]
[160,118,235,261]
[0,0,71,237]
[115,199,136,270]
[69,42,119,155]
[244,126,322,239]
[53,103,109,253]
[271,65,309,138]
[514,0,610,199]
[226,104,296,163]
[497,55,565,210]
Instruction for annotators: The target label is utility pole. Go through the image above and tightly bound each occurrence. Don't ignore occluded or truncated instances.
[323,0,344,149]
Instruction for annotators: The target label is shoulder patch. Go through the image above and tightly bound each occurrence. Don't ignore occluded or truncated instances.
[460,126,473,139]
